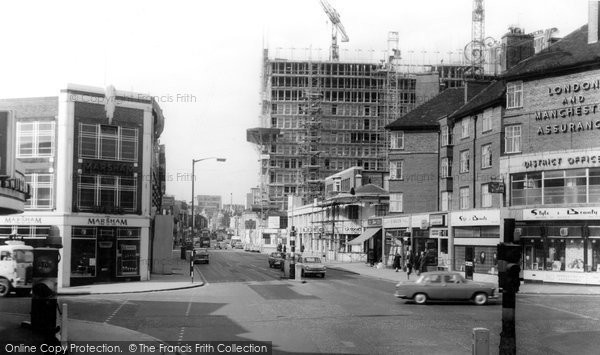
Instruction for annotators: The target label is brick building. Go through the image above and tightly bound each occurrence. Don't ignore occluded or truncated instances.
[500,5,600,284]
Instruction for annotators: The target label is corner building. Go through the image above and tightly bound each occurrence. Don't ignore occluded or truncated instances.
[500,13,600,284]
[0,85,165,287]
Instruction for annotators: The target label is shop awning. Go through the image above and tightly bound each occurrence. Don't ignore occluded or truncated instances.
[349,228,381,245]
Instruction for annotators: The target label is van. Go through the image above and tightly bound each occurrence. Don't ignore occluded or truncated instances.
[0,241,34,297]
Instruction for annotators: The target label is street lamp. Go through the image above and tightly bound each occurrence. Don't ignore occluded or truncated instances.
[191,157,226,238]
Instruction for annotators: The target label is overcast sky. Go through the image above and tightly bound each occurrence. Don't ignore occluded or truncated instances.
[0,0,590,205]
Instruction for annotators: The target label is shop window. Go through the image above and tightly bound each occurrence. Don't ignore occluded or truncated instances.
[116,228,140,277]
[546,238,566,271]
[523,238,545,270]
[71,227,97,278]
[474,246,498,274]
[588,239,600,272]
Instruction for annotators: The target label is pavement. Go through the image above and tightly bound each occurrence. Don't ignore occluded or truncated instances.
[4,249,600,350]
[324,260,600,295]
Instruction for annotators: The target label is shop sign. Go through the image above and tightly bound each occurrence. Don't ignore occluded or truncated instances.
[367,218,382,227]
[82,160,136,176]
[411,214,429,227]
[430,229,448,237]
[505,150,600,173]
[342,221,362,234]
[523,207,600,220]
[450,210,500,226]
[429,215,445,226]
[301,226,324,233]
[87,216,128,226]
[383,216,410,228]
[1,216,43,225]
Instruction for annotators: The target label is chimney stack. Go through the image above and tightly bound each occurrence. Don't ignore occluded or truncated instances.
[500,27,535,73]
[589,1,600,44]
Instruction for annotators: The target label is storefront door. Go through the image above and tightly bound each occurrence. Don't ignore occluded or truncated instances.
[97,228,116,282]
[464,246,474,280]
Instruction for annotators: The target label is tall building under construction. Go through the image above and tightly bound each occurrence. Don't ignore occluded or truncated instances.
[247,48,464,212]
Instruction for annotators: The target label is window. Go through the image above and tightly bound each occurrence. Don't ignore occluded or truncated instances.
[25,173,53,209]
[481,184,492,207]
[390,193,403,212]
[481,144,492,168]
[510,169,596,206]
[482,110,493,132]
[375,204,388,217]
[460,150,470,173]
[391,131,404,149]
[16,121,55,157]
[441,125,452,146]
[390,160,403,180]
[76,174,137,213]
[505,125,521,153]
[461,119,470,138]
[459,187,470,210]
[506,81,523,109]
[441,191,452,212]
[441,158,452,178]
[79,124,139,162]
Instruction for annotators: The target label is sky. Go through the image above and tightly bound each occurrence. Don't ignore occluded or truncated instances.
[0,0,590,205]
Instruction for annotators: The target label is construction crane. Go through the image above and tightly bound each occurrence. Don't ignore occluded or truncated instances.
[319,0,349,61]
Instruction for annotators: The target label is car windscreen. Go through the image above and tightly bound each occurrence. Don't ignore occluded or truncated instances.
[14,250,34,263]
[303,257,320,263]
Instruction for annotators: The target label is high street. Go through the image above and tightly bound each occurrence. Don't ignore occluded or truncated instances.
[2,249,600,354]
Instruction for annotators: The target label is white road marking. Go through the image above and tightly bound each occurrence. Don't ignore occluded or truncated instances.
[104,299,128,323]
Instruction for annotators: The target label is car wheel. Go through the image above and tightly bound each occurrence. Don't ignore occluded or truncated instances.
[473,292,488,305]
[0,278,11,297]
[413,293,428,305]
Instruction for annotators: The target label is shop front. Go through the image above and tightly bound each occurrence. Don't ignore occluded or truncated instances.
[429,214,449,270]
[330,221,363,262]
[382,215,410,267]
[517,206,600,285]
[450,209,500,282]
[65,216,150,287]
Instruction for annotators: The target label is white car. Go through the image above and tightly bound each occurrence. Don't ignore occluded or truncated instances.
[298,256,326,278]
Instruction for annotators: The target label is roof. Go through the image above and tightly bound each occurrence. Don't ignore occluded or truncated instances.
[354,184,388,196]
[503,24,600,80]
[449,81,505,120]
[386,88,466,131]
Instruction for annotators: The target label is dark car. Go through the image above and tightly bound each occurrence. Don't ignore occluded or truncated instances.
[298,256,326,278]
[394,271,498,305]
[268,252,286,269]
[193,248,209,264]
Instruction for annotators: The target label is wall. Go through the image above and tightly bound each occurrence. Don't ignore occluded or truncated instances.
[389,131,438,213]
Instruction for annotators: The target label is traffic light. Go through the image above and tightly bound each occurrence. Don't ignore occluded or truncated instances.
[290,226,297,237]
[497,243,522,293]
[31,247,60,333]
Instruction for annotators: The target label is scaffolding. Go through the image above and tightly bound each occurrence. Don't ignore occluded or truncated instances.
[300,62,324,204]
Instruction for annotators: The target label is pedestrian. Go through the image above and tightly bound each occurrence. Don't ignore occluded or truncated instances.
[367,249,375,266]
[393,252,402,272]
[406,258,413,280]
[419,251,427,274]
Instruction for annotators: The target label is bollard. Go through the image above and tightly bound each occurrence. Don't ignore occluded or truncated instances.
[295,264,302,281]
[60,303,68,344]
[472,327,489,355]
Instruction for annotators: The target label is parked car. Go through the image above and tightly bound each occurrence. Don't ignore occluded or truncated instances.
[234,242,243,249]
[394,271,498,305]
[268,252,286,269]
[298,256,326,278]
[193,248,209,264]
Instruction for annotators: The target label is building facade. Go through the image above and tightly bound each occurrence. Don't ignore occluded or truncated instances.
[0,84,165,287]
[500,12,600,284]
[248,49,441,211]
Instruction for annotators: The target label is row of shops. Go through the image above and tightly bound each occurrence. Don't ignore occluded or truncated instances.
[291,206,600,285]
[0,215,150,287]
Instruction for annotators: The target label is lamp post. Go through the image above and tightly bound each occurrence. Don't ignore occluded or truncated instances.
[191,157,226,240]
